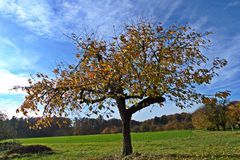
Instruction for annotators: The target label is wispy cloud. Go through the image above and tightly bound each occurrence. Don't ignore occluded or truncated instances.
[0,1,53,36]
[178,4,240,99]
[0,0,134,37]
[203,34,240,95]
[0,0,184,38]
[162,0,182,24]
[56,0,134,36]
[0,36,38,95]
[191,16,209,31]
[227,0,240,7]
[0,36,39,70]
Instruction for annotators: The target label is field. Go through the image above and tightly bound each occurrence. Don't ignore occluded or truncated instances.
[2,130,240,160]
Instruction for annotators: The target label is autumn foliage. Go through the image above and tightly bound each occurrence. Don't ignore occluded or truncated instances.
[15,21,229,155]
[192,101,240,130]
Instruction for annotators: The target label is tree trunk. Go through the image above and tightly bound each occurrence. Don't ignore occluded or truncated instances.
[115,95,165,156]
[216,125,220,131]
[116,97,133,156]
[122,114,132,156]
[222,124,226,131]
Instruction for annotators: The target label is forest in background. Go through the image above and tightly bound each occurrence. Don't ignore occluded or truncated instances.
[0,100,239,140]
[0,112,192,139]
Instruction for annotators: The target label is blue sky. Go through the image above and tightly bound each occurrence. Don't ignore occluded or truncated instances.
[0,0,239,120]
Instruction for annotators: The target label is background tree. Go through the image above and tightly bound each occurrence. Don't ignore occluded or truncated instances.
[215,100,228,130]
[226,101,240,129]
[0,110,6,121]
[192,100,229,130]
[0,110,11,141]
[0,110,7,140]
[15,21,229,156]
[192,106,213,130]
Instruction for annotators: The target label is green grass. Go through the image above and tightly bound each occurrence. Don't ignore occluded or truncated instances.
[2,130,240,159]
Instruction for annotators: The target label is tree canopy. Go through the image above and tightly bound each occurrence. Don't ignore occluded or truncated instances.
[227,101,240,127]
[15,21,229,155]
[192,101,240,130]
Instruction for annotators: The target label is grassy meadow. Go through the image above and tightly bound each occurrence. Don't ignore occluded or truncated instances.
[1,130,240,160]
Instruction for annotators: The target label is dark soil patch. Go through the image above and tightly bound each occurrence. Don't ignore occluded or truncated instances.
[0,145,53,160]
[7,145,52,155]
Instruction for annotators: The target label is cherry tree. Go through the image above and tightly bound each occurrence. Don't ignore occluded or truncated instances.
[16,21,229,155]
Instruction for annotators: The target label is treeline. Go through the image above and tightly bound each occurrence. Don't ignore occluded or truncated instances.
[0,117,72,140]
[1,101,239,139]
[192,101,240,130]
[74,112,192,135]
[0,112,193,139]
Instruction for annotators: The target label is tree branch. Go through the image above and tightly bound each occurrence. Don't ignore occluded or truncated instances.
[80,96,106,104]
[125,95,143,99]
[128,96,165,115]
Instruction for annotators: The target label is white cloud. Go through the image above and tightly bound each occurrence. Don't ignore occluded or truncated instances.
[0,96,23,118]
[0,0,53,36]
[0,0,134,37]
[0,69,28,94]
[0,0,184,38]
[0,68,32,117]
[0,36,37,95]
[0,94,40,118]
[56,0,135,36]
